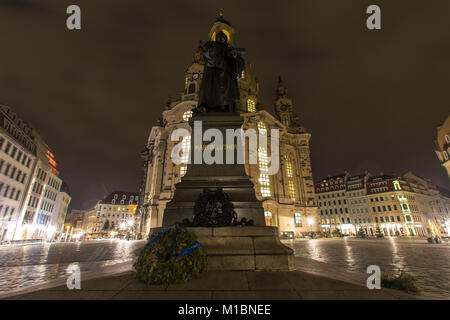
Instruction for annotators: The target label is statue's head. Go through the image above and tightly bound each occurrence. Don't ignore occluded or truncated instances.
[215,31,228,44]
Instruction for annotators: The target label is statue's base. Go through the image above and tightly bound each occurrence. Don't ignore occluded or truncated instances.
[152,226,295,271]
[162,113,265,227]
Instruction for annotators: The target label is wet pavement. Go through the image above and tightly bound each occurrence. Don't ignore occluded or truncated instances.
[0,240,145,292]
[284,238,450,298]
[0,238,448,298]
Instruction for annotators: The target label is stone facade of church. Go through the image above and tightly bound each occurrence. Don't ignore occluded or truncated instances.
[139,16,320,238]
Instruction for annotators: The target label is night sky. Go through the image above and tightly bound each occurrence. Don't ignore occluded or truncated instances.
[1,0,449,210]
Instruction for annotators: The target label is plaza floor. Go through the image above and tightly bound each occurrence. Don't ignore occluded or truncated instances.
[1,257,423,300]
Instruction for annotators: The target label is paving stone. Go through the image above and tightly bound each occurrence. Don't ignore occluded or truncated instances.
[167,271,249,291]
[112,290,212,300]
[212,290,300,300]
[246,271,293,290]
[283,271,366,291]
[297,290,399,300]
[81,273,135,291]
[123,277,168,291]
[16,290,119,300]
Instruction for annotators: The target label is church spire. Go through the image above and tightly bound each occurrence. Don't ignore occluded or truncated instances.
[274,76,305,133]
[192,40,204,64]
[276,75,289,99]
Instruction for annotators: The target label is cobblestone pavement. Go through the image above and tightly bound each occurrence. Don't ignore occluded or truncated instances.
[0,238,448,299]
[284,238,450,298]
[0,240,145,292]
[2,269,420,300]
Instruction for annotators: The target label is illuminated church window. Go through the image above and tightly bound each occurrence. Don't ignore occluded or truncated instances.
[285,156,293,178]
[180,135,191,177]
[183,110,193,122]
[247,99,256,113]
[258,147,271,197]
[258,121,266,135]
[241,70,245,79]
[288,180,296,201]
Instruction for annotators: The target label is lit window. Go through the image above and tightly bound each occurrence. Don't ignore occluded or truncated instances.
[247,99,256,112]
[258,147,271,197]
[264,211,272,226]
[285,156,293,178]
[294,213,302,227]
[183,110,193,121]
[288,180,296,201]
[258,121,267,135]
[180,135,191,177]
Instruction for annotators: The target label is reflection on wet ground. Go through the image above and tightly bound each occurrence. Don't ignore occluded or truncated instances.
[284,238,450,298]
[0,240,145,292]
[0,238,448,298]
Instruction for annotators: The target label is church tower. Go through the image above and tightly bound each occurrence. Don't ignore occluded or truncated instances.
[140,13,319,238]
[274,76,305,133]
[182,41,204,101]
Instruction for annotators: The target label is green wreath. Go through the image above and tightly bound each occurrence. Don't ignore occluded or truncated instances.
[134,225,207,284]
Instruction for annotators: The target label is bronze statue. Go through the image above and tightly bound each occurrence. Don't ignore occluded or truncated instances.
[195,31,245,113]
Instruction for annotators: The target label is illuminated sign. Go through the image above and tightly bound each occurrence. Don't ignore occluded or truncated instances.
[46,150,60,176]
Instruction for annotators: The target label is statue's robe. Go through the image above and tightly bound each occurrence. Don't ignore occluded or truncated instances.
[198,41,245,112]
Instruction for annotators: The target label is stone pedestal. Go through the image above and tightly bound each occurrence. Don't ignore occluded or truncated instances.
[159,113,294,271]
[189,226,295,271]
[162,112,265,227]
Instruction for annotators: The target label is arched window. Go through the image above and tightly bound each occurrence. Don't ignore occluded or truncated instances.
[188,83,196,94]
[258,147,271,197]
[180,135,191,177]
[247,99,256,112]
[285,156,293,178]
[183,110,193,122]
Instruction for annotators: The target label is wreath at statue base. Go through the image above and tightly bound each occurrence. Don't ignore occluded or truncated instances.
[134,225,207,284]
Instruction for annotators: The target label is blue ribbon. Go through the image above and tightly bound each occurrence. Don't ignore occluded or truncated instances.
[175,241,201,259]
[144,226,201,259]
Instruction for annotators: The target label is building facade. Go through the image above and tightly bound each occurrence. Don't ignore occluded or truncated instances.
[315,171,450,237]
[82,191,139,238]
[435,116,450,178]
[139,14,320,239]
[0,105,71,242]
